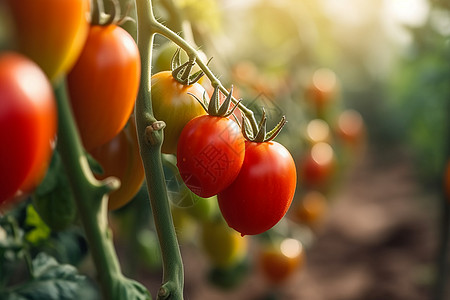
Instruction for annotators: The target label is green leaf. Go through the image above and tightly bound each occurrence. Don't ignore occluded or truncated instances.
[33,152,77,231]
[24,205,50,245]
[114,276,152,300]
[1,253,87,300]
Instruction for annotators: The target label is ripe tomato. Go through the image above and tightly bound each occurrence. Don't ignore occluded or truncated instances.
[0,52,56,205]
[335,109,365,148]
[67,24,140,151]
[201,218,248,269]
[89,118,144,210]
[291,191,328,229]
[259,238,304,284]
[218,141,297,236]
[299,142,335,188]
[151,71,207,154]
[177,115,245,198]
[305,68,338,114]
[5,0,89,81]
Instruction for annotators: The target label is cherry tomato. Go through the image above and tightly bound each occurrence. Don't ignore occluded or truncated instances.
[67,24,141,151]
[335,109,365,148]
[151,71,207,154]
[305,68,338,115]
[177,115,245,197]
[0,52,56,205]
[291,191,328,228]
[89,118,144,210]
[259,238,304,284]
[299,142,335,188]
[5,0,89,81]
[201,218,248,268]
[218,141,297,236]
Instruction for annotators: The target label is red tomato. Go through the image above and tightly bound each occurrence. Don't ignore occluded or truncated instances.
[305,68,338,114]
[217,141,297,236]
[259,238,304,284]
[67,24,141,151]
[5,0,89,81]
[151,71,207,154]
[89,117,145,210]
[177,115,245,197]
[291,191,328,229]
[299,142,335,188]
[0,52,56,205]
[335,109,365,148]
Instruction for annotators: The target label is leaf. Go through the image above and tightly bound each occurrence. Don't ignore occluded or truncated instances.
[33,153,77,231]
[2,253,87,300]
[24,205,50,245]
[114,276,152,300]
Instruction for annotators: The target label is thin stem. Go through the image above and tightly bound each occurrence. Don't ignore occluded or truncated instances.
[149,19,259,133]
[53,79,124,300]
[135,0,184,299]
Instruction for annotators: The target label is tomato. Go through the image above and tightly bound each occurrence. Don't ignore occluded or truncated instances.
[305,68,338,114]
[200,218,248,268]
[5,0,89,81]
[151,71,207,154]
[153,41,206,75]
[259,238,304,284]
[299,142,335,188]
[335,109,365,148]
[290,191,328,229]
[67,24,140,151]
[217,141,297,236]
[0,52,56,205]
[177,115,245,197]
[89,118,145,210]
[305,118,330,145]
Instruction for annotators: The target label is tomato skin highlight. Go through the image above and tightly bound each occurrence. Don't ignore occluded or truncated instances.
[0,52,56,205]
[151,71,207,154]
[218,141,297,236]
[68,25,141,151]
[177,115,245,198]
[90,118,145,210]
[5,0,89,81]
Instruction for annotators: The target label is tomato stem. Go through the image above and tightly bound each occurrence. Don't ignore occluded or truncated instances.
[53,79,149,300]
[135,0,184,299]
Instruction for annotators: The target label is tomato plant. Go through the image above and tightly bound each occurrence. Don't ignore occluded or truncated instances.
[0,52,56,206]
[89,118,145,210]
[5,0,89,81]
[259,238,304,284]
[218,140,297,236]
[151,70,207,154]
[67,24,140,151]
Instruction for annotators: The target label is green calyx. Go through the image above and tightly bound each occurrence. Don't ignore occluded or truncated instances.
[242,108,287,143]
[171,48,204,85]
[91,0,133,26]
[189,85,242,117]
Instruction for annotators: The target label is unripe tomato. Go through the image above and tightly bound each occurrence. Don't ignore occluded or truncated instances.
[218,141,297,236]
[89,118,144,210]
[177,115,245,198]
[0,52,56,205]
[201,218,248,268]
[259,238,304,284]
[68,24,141,151]
[5,0,89,81]
[151,71,207,154]
[299,142,335,188]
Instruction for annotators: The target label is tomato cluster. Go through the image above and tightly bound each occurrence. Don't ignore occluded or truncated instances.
[0,0,141,211]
